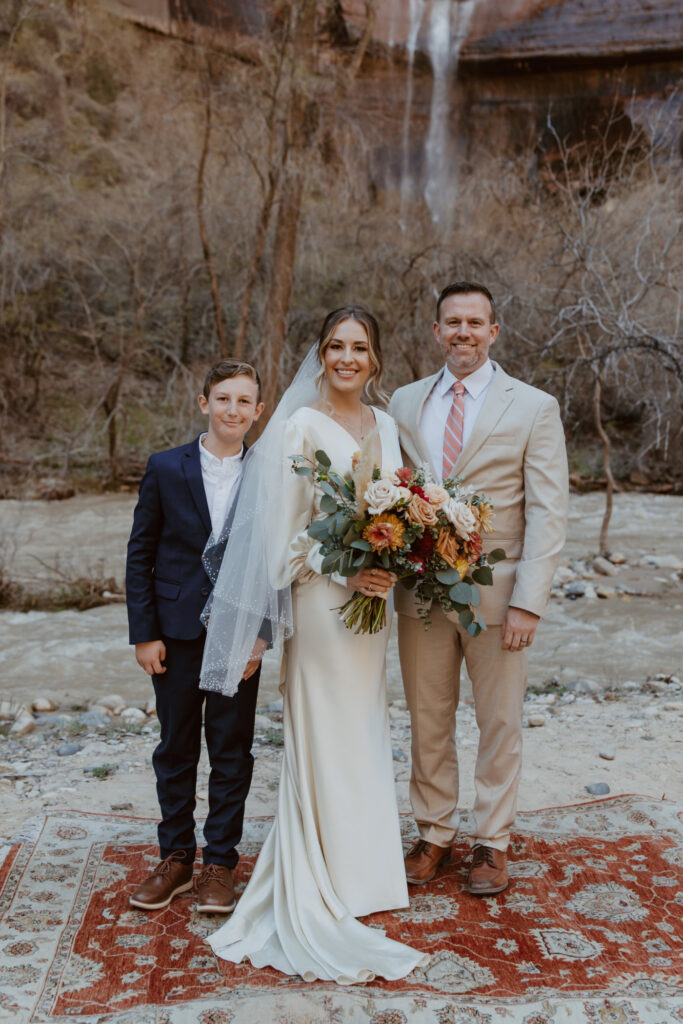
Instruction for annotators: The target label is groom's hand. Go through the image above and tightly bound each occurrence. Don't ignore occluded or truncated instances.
[502,607,539,652]
[135,640,167,675]
[243,638,267,680]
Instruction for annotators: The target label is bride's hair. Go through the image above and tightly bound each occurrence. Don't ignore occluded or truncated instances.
[314,306,388,406]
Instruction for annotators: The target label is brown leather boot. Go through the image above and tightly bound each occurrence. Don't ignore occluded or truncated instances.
[129,852,194,910]
[196,864,236,913]
[466,845,508,895]
[404,839,452,885]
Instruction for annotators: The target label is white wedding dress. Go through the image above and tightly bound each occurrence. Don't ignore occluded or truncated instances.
[208,406,427,984]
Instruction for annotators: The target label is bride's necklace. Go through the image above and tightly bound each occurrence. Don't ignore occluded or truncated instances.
[331,403,367,443]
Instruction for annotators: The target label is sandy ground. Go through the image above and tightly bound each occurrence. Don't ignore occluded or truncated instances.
[0,491,682,845]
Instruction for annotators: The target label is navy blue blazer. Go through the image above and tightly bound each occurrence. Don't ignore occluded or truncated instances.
[125,436,243,644]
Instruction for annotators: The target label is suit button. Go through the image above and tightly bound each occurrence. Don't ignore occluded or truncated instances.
[201,588,210,597]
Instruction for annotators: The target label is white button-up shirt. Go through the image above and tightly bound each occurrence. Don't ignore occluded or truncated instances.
[419,359,495,480]
[199,435,244,537]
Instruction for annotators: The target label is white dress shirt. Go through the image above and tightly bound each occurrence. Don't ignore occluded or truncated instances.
[199,434,244,537]
[419,359,495,479]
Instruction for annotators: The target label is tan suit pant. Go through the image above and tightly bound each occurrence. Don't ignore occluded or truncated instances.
[398,607,528,851]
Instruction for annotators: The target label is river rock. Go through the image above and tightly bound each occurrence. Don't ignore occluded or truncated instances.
[57,742,83,756]
[585,782,610,795]
[11,711,36,737]
[527,714,547,727]
[78,711,111,731]
[32,697,57,712]
[392,747,408,761]
[596,585,616,598]
[608,552,627,564]
[566,678,601,696]
[94,694,126,712]
[599,750,615,760]
[253,714,274,731]
[643,554,683,569]
[554,566,577,584]
[663,702,683,712]
[120,707,146,724]
[565,581,586,599]
[266,699,284,714]
[144,699,157,716]
[593,556,619,577]
[0,699,21,721]
[584,584,598,600]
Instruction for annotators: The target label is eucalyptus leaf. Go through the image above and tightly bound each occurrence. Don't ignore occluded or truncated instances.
[449,581,472,604]
[469,585,481,607]
[315,449,331,468]
[436,568,462,585]
[294,466,313,476]
[351,539,373,551]
[380,550,391,569]
[459,608,474,629]
[308,519,330,541]
[466,621,481,637]
[321,552,341,574]
[320,494,338,514]
[333,515,351,536]
[472,565,493,586]
[487,548,506,564]
[320,480,336,497]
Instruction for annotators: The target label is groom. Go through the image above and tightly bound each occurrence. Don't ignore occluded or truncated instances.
[389,281,568,895]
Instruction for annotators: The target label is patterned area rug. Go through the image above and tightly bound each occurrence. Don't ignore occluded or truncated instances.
[0,797,681,1023]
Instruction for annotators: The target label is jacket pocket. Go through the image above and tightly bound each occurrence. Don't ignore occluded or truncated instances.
[154,577,181,601]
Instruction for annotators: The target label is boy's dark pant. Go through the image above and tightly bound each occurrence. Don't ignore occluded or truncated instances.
[152,634,260,867]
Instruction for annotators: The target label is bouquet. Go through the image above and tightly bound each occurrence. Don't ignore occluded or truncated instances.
[290,445,505,635]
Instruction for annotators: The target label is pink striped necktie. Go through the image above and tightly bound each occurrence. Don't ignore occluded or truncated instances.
[442,380,466,481]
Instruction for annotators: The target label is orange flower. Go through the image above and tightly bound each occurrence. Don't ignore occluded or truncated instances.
[435,529,467,577]
[363,513,405,552]
[407,493,439,527]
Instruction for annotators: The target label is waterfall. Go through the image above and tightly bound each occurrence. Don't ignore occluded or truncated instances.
[424,0,478,225]
[400,0,427,217]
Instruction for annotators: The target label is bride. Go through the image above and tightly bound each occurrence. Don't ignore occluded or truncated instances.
[200,307,427,984]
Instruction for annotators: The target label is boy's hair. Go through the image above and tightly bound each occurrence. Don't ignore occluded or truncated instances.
[202,360,262,401]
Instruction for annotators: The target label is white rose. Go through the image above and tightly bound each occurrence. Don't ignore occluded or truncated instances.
[424,485,449,509]
[364,478,402,515]
[443,498,477,540]
[396,486,412,504]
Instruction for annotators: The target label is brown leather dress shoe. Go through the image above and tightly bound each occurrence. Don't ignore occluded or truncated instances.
[129,852,194,910]
[466,845,508,895]
[404,839,452,885]
[196,864,236,913]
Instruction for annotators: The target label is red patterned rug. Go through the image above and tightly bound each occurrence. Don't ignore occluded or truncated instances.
[0,797,681,1023]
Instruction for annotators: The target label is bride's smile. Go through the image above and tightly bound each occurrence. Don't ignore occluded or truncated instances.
[322,319,372,397]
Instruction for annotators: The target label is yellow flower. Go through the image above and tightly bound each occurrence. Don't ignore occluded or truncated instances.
[475,502,495,534]
[363,513,405,552]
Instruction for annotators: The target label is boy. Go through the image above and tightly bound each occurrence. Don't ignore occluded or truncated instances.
[125,360,265,913]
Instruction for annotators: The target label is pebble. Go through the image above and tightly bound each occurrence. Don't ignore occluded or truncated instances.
[266,699,284,714]
[593,556,619,577]
[596,586,616,599]
[111,802,133,811]
[144,699,156,716]
[32,697,57,712]
[253,714,274,731]
[608,552,627,564]
[78,711,111,730]
[57,743,82,756]
[643,554,683,569]
[554,566,578,584]
[527,714,547,727]
[663,702,683,712]
[599,750,615,760]
[10,713,36,737]
[392,747,408,762]
[583,584,598,600]
[565,581,586,599]
[585,782,610,795]
[120,707,146,723]
[389,706,408,720]
[94,694,126,711]
[0,699,21,720]
[565,678,601,696]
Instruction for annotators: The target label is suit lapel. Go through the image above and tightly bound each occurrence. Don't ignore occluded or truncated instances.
[454,362,515,476]
[182,439,212,536]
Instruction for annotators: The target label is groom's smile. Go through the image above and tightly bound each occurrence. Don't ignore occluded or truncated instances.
[434,292,499,379]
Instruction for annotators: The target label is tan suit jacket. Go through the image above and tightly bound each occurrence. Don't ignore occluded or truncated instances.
[388,362,568,626]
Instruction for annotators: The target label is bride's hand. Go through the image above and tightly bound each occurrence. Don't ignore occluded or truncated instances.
[347,567,396,597]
